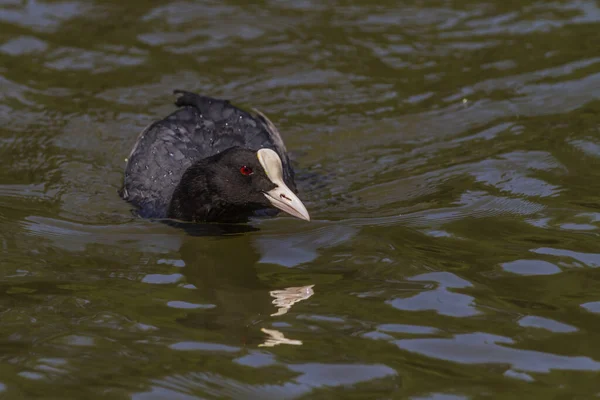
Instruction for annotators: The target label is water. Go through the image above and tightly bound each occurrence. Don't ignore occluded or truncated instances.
[1,0,600,398]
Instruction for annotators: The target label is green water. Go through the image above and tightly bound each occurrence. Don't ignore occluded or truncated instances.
[1,0,600,398]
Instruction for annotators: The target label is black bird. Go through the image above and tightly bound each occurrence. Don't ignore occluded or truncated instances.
[120,90,310,223]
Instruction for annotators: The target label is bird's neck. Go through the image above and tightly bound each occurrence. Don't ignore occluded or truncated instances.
[167,164,254,223]
[168,164,213,222]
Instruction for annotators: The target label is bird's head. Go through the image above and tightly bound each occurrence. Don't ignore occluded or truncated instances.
[171,147,310,222]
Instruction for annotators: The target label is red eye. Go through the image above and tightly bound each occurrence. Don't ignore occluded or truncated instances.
[240,166,253,176]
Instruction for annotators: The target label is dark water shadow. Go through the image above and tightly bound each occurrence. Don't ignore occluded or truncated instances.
[160,218,260,236]
[175,230,277,344]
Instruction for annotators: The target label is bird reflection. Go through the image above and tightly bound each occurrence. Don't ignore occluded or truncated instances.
[259,328,303,347]
[269,285,314,317]
[173,225,312,347]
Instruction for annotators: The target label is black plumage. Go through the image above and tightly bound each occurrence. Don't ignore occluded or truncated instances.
[120,90,307,223]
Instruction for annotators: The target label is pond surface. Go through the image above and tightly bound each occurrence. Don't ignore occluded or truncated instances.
[1,0,600,398]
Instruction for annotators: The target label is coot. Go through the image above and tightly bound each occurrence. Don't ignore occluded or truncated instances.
[120,90,310,223]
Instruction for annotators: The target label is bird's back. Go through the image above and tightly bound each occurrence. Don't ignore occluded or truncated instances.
[121,91,296,218]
